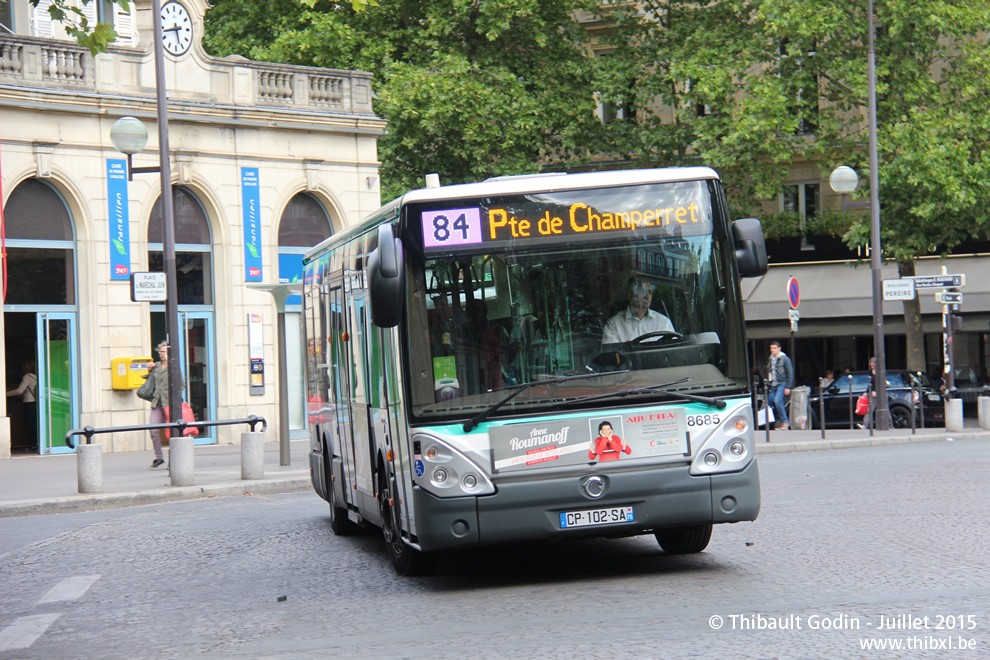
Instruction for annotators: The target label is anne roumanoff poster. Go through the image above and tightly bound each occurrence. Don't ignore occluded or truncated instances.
[490,407,689,473]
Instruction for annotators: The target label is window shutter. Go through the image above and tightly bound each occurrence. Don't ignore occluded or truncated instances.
[32,0,54,39]
[115,5,135,46]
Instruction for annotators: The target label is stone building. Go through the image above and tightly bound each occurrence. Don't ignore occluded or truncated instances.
[0,0,386,458]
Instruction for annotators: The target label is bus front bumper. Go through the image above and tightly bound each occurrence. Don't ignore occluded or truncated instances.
[411,459,760,552]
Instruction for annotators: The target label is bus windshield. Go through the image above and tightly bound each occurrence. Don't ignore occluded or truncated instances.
[403,180,749,423]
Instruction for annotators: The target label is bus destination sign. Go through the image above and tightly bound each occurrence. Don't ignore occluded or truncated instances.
[419,182,712,253]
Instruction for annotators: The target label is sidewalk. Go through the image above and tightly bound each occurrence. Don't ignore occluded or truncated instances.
[1,424,988,519]
[0,439,312,518]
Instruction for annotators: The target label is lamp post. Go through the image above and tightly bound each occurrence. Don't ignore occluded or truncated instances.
[865,0,890,430]
[826,0,891,433]
[108,1,183,444]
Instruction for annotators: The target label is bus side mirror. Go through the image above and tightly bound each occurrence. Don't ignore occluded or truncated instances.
[368,224,405,328]
[732,218,768,278]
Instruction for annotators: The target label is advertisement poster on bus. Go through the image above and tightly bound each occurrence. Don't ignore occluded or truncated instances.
[490,408,690,473]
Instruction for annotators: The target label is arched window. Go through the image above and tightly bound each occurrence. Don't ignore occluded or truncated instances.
[278,192,333,248]
[278,192,332,287]
[3,179,75,305]
[148,187,212,305]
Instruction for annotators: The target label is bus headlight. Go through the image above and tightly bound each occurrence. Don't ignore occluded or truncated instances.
[689,409,755,475]
[412,433,495,497]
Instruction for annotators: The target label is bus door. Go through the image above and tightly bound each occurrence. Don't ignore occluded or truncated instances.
[328,284,356,507]
[344,271,375,498]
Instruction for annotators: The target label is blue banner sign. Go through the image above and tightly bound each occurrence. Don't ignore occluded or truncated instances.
[241,167,262,281]
[106,159,131,280]
[278,252,303,306]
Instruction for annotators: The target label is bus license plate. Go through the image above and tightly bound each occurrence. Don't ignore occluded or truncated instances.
[559,506,635,529]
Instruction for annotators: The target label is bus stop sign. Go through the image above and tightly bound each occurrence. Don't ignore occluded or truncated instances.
[787,277,800,309]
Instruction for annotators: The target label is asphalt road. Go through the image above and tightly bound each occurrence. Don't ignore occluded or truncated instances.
[1,439,988,658]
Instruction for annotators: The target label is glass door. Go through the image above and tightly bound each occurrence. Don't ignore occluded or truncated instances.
[36,313,78,455]
[177,311,216,446]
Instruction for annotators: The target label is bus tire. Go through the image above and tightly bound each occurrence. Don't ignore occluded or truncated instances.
[378,470,430,576]
[325,443,357,536]
[655,523,713,554]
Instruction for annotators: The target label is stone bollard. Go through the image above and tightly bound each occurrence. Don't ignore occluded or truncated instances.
[241,431,265,480]
[945,399,964,433]
[170,436,195,487]
[77,443,103,494]
[979,396,990,430]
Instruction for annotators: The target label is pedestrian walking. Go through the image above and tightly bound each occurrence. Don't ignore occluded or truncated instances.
[768,340,793,430]
[860,357,877,429]
[138,341,183,469]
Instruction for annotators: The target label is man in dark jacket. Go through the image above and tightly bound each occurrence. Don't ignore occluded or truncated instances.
[768,340,794,430]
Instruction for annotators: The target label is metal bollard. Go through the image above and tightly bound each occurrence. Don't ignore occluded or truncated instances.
[77,443,103,494]
[945,399,964,432]
[170,436,195,487]
[241,431,265,480]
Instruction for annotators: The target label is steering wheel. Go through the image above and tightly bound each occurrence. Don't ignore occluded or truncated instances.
[629,331,684,346]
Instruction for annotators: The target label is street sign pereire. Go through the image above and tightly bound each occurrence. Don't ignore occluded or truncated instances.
[130,272,167,302]
[882,279,916,301]
[908,274,965,289]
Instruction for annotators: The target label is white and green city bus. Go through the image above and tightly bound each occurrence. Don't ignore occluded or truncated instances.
[303,167,768,575]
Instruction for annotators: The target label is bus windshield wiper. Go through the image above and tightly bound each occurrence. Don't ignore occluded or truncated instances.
[462,370,629,432]
[559,378,728,409]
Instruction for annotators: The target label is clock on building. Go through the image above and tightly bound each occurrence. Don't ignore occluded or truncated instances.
[160,2,193,56]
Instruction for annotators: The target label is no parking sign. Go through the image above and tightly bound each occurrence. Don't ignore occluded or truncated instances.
[787,276,800,309]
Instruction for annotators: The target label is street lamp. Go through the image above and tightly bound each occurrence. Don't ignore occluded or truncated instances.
[110,117,161,181]
[824,0,890,431]
[865,0,890,431]
[108,0,185,460]
[829,165,860,213]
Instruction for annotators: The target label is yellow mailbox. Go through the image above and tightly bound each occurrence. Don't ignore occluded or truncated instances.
[112,357,153,390]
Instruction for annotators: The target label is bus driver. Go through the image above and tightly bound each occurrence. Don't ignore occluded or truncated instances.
[602,276,675,344]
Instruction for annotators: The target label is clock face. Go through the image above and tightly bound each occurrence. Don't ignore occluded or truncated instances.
[160,2,192,56]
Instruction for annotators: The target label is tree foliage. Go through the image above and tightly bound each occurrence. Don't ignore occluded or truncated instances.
[203,0,603,201]
[593,0,990,257]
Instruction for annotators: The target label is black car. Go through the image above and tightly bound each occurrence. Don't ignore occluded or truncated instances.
[809,371,944,429]
[949,366,990,412]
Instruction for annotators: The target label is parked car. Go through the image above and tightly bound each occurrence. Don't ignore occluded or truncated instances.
[948,366,990,412]
[808,371,944,429]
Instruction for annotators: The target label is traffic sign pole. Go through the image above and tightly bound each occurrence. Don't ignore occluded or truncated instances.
[787,277,799,382]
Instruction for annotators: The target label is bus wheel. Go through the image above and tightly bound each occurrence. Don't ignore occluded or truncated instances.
[325,446,357,536]
[378,472,430,576]
[655,523,713,554]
